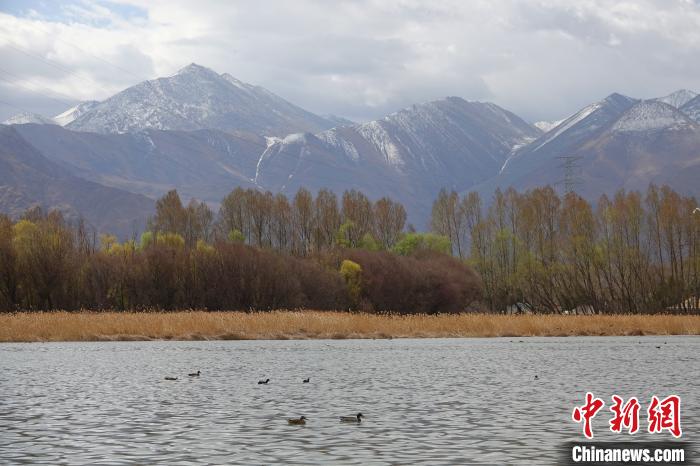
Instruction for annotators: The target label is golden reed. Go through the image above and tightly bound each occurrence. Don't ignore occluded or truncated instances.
[0,311,698,342]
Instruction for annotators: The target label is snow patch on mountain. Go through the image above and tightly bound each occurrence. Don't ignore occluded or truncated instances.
[655,89,697,109]
[280,133,307,144]
[53,101,99,126]
[3,112,57,125]
[680,95,700,123]
[500,137,537,173]
[254,133,310,185]
[318,128,360,161]
[612,101,694,132]
[533,102,602,151]
[534,119,564,132]
[356,120,404,167]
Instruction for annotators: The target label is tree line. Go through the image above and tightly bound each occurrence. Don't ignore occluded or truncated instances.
[0,189,482,313]
[431,185,700,313]
[147,187,409,253]
[2,183,698,314]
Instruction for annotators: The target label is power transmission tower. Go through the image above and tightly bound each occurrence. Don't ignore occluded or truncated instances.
[557,156,582,195]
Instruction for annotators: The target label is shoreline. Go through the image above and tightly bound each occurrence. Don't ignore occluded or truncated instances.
[1,311,699,343]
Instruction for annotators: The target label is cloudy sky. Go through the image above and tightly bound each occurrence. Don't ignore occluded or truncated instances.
[1,0,700,123]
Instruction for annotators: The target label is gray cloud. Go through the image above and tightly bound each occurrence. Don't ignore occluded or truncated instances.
[1,0,699,123]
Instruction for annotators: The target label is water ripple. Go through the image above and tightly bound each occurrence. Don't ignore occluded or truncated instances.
[0,337,698,464]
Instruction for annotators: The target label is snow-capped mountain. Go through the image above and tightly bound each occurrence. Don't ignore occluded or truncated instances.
[13,96,540,228]
[680,95,700,122]
[256,97,541,224]
[66,63,335,136]
[474,93,700,202]
[53,101,99,126]
[490,93,638,182]
[3,112,57,125]
[611,100,695,132]
[654,89,697,109]
[6,78,700,233]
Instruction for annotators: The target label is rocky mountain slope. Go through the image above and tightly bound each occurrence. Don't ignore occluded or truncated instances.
[65,64,335,136]
[13,97,540,227]
[0,126,154,238]
[13,123,262,207]
[475,96,700,202]
[4,67,698,234]
[655,89,697,109]
[681,95,700,122]
[255,97,541,224]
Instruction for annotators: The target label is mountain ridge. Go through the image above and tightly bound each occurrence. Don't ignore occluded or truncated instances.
[3,66,700,234]
[474,93,700,203]
[0,125,154,238]
[65,63,336,136]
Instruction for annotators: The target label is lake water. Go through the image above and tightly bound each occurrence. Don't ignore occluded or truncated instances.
[0,337,698,465]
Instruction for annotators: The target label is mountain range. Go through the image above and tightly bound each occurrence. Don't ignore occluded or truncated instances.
[2,63,699,236]
[476,91,700,200]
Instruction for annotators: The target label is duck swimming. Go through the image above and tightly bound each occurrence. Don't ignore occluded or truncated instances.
[303,378,310,383]
[287,416,307,425]
[340,413,363,423]
[258,378,270,384]
[188,371,201,377]
[164,377,178,381]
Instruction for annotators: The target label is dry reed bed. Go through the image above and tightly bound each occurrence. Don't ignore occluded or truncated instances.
[0,311,699,342]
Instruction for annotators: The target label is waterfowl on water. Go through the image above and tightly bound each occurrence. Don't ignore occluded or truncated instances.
[303,378,310,383]
[164,377,178,381]
[340,413,363,423]
[534,375,539,380]
[258,378,270,384]
[188,371,201,377]
[287,416,307,425]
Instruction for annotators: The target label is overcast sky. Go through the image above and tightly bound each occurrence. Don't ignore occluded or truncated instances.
[1,0,700,123]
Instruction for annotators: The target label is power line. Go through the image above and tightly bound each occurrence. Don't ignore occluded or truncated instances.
[4,42,121,98]
[47,37,150,83]
[0,98,32,114]
[20,21,153,83]
[0,69,78,109]
[0,66,82,103]
[0,39,145,117]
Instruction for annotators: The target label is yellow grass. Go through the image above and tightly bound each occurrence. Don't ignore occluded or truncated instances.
[0,311,699,342]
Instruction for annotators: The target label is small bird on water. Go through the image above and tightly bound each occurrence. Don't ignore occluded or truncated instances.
[534,375,539,380]
[188,370,201,377]
[303,378,310,383]
[340,413,363,423]
[287,416,307,425]
[164,377,178,381]
[258,378,270,384]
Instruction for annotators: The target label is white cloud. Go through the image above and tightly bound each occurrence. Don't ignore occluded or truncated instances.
[1,0,700,122]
